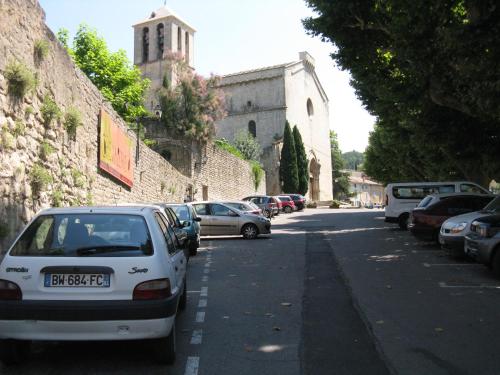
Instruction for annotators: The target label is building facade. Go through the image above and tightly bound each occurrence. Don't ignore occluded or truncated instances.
[347,171,385,207]
[215,52,333,201]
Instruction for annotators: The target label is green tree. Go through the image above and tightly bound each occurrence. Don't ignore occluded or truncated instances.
[57,25,149,123]
[330,131,350,199]
[157,52,226,142]
[280,121,299,193]
[293,125,308,195]
[234,129,261,160]
[303,1,500,186]
[342,151,364,171]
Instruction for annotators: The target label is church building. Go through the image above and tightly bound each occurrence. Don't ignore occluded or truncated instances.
[215,53,333,202]
[132,7,333,202]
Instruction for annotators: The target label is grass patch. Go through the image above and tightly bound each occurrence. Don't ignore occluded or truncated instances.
[40,141,54,161]
[34,39,50,62]
[40,95,61,127]
[64,107,82,138]
[13,120,26,137]
[30,163,53,196]
[214,138,245,160]
[52,189,63,207]
[5,61,37,99]
[25,106,35,118]
[71,168,85,188]
[1,127,15,149]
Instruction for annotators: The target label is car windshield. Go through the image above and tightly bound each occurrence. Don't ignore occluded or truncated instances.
[10,214,153,257]
[417,196,434,208]
[248,201,260,210]
[482,196,500,212]
[171,205,191,221]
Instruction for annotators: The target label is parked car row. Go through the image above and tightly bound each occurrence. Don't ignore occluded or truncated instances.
[0,193,295,366]
[385,186,500,279]
[242,194,306,218]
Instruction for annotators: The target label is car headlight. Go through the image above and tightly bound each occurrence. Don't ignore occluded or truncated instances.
[450,222,468,234]
[477,224,490,237]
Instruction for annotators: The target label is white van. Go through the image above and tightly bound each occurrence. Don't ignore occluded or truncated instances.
[384,181,490,229]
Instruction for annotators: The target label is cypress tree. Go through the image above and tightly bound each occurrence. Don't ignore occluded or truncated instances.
[293,125,309,195]
[279,121,299,193]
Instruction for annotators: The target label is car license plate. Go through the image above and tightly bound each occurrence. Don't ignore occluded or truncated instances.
[44,273,110,287]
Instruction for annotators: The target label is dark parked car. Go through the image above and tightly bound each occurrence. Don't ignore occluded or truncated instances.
[156,204,190,257]
[242,196,277,219]
[408,193,494,242]
[465,215,500,277]
[288,194,306,210]
[166,203,202,256]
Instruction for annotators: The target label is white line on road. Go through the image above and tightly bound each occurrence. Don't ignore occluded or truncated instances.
[424,262,482,268]
[184,356,200,375]
[439,282,500,289]
[204,269,210,274]
[190,329,203,344]
[204,263,211,267]
[196,311,206,322]
[200,286,208,297]
[202,276,208,282]
[198,299,207,308]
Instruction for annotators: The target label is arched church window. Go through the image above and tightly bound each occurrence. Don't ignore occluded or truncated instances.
[248,120,256,138]
[177,26,182,52]
[185,31,190,62]
[157,23,164,58]
[142,27,149,63]
[307,98,314,118]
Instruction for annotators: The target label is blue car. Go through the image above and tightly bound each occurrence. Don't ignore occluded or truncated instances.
[167,203,201,256]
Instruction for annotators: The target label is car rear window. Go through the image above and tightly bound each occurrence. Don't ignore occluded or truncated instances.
[171,205,191,221]
[10,214,153,257]
[417,196,434,208]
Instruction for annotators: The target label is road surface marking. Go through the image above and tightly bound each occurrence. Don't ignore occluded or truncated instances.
[200,286,208,297]
[204,263,211,267]
[190,329,203,344]
[202,276,208,282]
[204,269,210,274]
[424,262,482,268]
[198,299,207,308]
[439,282,500,289]
[196,311,206,323]
[184,356,200,375]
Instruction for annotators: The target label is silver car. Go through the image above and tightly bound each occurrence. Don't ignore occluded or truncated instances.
[191,201,271,239]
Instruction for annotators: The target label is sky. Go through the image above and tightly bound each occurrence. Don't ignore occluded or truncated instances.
[38,0,376,153]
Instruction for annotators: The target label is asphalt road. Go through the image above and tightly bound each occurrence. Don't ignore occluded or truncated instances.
[2,208,500,374]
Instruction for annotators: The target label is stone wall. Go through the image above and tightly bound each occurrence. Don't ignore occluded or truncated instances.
[0,0,264,251]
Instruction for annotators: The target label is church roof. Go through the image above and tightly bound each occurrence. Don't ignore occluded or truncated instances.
[132,6,196,32]
[221,61,297,79]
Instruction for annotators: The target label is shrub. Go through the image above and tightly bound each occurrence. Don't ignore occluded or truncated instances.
[40,141,54,160]
[214,138,244,160]
[40,95,61,127]
[25,106,35,118]
[251,161,264,191]
[329,200,341,209]
[306,201,317,208]
[30,163,53,196]
[86,191,93,206]
[63,107,82,137]
[4,61,37,98]
[234,130,261,161]
[52,189,63,207]
[13,120,26,137]
[71,168,85,188]
[34,39,50,62]
[1,127,15,149]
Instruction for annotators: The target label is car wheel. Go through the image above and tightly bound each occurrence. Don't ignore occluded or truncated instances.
[189,242,198,256]
[491,247,500,278]
[264,210,271,219]
[0,339,30,366]
[179,278,187,311]
[284,206,292,214]
[398,213,409,230]
[152,323,176,364]
[242,224,258,239]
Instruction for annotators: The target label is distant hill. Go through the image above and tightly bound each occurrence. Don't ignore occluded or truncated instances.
[342,151,365,170]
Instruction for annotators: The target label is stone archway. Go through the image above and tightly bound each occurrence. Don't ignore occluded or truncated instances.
[309,158,321,201]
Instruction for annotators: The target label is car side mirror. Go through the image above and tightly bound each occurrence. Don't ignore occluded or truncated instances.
[194,217,202,222]
[183,221,190,228]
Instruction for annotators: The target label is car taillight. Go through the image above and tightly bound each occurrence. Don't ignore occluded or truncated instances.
[0,279,22,300]
[133,278,171,300]
[252,210,260,215]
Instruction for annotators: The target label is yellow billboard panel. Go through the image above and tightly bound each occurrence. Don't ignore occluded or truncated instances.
[99,108,134,188]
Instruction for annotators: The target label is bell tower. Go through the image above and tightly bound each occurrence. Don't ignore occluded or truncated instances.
[132,6,196,111]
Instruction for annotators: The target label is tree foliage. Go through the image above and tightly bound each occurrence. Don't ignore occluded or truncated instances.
[303,1,500,186]
[342,150,364,171]
[280,121,299,193]
[330,131,350,199]
[293,125,309,195]
[57,25,149,123]
[234,130,261,161]
[158,52,226,142]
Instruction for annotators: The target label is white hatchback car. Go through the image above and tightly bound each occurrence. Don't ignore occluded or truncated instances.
[0,206,187,365]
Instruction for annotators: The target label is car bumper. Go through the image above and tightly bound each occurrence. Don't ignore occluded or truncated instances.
[0,317,175,341]
[385,216,398,223]
[408,224,437,241]
[439,234,465,256]
[465,234,497,264]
